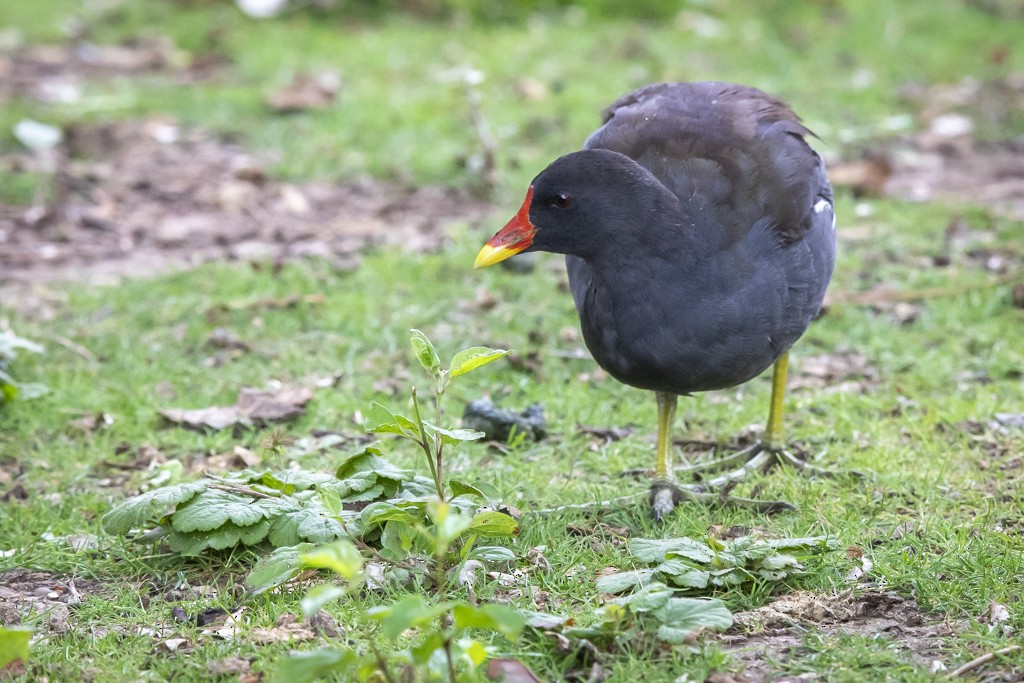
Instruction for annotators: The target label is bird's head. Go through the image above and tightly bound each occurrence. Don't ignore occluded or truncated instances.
[474,149,671,268]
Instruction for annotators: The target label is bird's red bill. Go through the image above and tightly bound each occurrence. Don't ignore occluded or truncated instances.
[474,186,536,269]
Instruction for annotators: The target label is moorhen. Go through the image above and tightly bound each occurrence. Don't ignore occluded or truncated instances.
[475,82,836,518]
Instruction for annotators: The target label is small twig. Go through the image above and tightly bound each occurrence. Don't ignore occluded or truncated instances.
[43,333,98,365]
[203,476,279,500]
[950,645,1021,677]
[826,272,1019,307]
[527,493,645,515]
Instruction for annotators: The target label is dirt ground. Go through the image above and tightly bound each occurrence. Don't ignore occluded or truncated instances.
[3,40,1024,319]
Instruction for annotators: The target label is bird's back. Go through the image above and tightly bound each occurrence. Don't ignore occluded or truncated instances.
[584,81,831,251]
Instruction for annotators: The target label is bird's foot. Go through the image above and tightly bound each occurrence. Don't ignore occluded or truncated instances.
[692,442,860,491]
[649,477,795,519]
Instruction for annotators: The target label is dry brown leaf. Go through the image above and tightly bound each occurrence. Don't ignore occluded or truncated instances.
[208,657,251,676]
[266,71,340,112]
[249,613,316,643]
[486,658,543,682]
[160,386,312,431]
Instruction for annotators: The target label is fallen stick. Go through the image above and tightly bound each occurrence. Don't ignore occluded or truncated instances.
[826,272,1019,307]
[950,644,1021,677]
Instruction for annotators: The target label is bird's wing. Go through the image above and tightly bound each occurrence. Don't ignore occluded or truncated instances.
[584,81,830,248]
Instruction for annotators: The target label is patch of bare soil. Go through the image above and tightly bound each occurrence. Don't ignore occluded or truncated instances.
[0,567,106,635]
[0,120,494,310]
[0,36,226,104]
[721,589,955,682]
[833,76,1024,221]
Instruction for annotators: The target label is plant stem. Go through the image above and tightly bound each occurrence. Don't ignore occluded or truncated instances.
[412,387,444,500]
[434,387,445,498]
[443,637,458,683]
[370,642,399,683]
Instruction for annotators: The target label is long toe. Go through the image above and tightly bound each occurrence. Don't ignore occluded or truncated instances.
[649,481,682,520]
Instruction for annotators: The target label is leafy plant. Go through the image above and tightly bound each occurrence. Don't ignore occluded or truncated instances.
[596,535,839,594]
[0,328,45,405]
[521,581,733,650]
[274,504,527,683]
[103,330,515,561]
[367,329,508,501]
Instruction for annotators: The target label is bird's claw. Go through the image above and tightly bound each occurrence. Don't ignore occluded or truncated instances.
[648,478,795,519]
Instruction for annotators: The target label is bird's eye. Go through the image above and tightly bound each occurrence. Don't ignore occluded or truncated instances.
[552,193,572,209]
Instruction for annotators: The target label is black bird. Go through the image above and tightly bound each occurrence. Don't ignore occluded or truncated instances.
[475,82,836,517]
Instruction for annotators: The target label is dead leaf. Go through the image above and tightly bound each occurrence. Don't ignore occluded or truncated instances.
[308,610,342,639]
[266,71,340,112]
[250,613,315,643]
[789,349,880,393]
[829,152,893,197]
[1012,283,1024,308]
[68,411,114,433]
[160,386,313,431]
[208,657,251,676]
[205,327,250,352]
[486,658,543,682]
[983,601,1011,633]
[578,424,634,442]
[201,445,262,473]
[159,638,190,653]
[527,546,552,572]
[457,560,486,588]
[845,553,874,582]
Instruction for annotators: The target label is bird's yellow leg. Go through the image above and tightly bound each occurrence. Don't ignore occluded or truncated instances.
[764,352,789,450]
[654,391,677,480]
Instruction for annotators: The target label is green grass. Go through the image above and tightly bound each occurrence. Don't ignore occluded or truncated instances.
[2,1,1024,681]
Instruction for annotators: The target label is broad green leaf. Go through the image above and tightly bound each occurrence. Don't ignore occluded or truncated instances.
[0,626,31,669]
[335,446,414,486]
[664,568,711,590]
[165,530,216,555]
[170,490,266,533]
[165,519,270,554]
[301,584,349,618]
[300,539,364,581]
[424,422,485,446]
[452,603,525,639]
[448,479,501,504]
[594,569,654,594]
[267,506,348,547]
[616,582,674,612]
[653,597,733,643]
[629,537,715,564]
[247,543,318,594]
[467,511,518,537]
[448,346,509,379]
[363,402,419,436]
[759,553,802,570]
[365,594,454,639]
[520,610,569,630]
[409,329,441,373]
[101,480,209,534]
[379,521,416,562]
[361,501,426,527]
[766,536,838,553]
[470,546,516,563]
[273,648,357,683]
[409,631,445,665]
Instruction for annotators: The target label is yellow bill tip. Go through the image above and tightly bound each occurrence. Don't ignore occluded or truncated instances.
[473,243,517,269]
